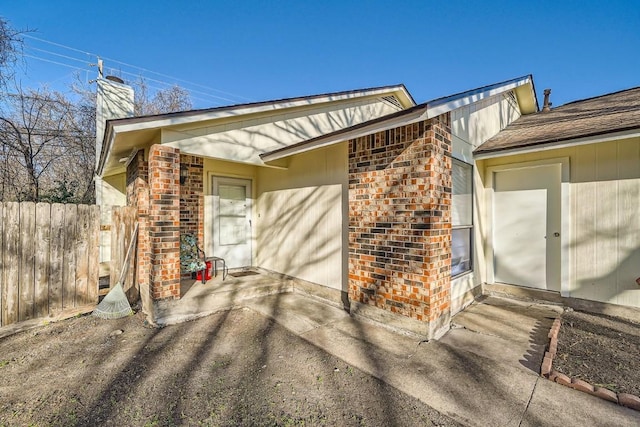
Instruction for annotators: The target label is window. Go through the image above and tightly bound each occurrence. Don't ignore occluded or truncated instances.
[451,159,473,276]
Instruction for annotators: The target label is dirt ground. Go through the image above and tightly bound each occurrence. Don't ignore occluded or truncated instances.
[554,310,640,396]
[0,308,460,427]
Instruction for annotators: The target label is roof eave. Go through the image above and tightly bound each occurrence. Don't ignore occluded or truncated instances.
[106,84,417,131]
[474,127,640,160]
[427,74,534,116]
[397,84,417,108]
[261,106,429,162]
[97,83,416,177]
[262,75,536,162]
[96,122,115,177]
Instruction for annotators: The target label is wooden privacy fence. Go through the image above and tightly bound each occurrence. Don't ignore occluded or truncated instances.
[0,202,100,327]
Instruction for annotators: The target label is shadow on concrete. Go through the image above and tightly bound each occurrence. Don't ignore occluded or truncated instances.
[519,316,556,373]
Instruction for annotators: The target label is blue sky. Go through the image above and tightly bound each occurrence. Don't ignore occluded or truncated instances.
[2,0,639,108]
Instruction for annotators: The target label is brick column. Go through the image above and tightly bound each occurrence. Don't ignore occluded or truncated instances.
[179,154,204,242]
[148,145,181,300]
[348,115,452,339]
[179,154,204,279]
[126,150,150,301]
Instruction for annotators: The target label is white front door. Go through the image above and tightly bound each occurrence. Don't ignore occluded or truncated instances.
[492,164,561,291]
[212,177,252,269]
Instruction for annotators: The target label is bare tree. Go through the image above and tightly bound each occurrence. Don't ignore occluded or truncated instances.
[134,78,192,116]
[0,87,93,202]
[0,17,24,92]
[67,77,98,202]
[0,54,193,202]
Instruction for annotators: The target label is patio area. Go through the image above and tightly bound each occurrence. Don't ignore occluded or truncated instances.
[153,268,297,325]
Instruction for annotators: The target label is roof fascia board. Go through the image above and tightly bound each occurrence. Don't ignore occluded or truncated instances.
[97,85,414,176]
[426,77,531,118]
[108,85,416,131]
[474,128,640,160]
[523,75,540,112]
[97,124,115,177]
[394,85,417,108]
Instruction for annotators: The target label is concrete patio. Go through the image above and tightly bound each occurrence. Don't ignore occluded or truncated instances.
[241,292,640,426]
[141,266,640,425]
[153,268,298,325]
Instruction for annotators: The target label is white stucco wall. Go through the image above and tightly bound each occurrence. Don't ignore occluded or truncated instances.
[255,143,348,291]
[481,137,640,309]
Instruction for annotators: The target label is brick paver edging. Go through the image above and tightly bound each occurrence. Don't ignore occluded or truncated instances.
[540,316,640,411]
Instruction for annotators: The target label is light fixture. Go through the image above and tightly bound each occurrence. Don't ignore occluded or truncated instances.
[118,148,139,167]
[180,165,188,185]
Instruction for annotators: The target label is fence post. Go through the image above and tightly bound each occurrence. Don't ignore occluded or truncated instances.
[48,204,65,315]
[19,202,36,322]
[62,204,77,309]
[2,202,20,326]
[88,206,100,304]
[35,203,51,318]
[75,205,91,305]
[0,202,3,327]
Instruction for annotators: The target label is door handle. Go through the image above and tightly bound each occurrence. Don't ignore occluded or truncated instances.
[554,232,560,237]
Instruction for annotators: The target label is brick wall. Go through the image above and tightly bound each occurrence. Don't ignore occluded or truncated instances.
[348,115,452,337]
[179,154,204,279]
[148,145,181,300]
[179,154,204,243]
[125,149,205,301]
[126,150,150,298]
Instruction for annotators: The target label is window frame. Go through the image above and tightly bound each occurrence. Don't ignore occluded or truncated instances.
[451,158,474,278]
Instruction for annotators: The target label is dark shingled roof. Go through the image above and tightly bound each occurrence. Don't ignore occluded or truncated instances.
[475,86,640,154]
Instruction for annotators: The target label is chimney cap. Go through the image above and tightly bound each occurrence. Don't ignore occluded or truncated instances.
[105,75,125,84]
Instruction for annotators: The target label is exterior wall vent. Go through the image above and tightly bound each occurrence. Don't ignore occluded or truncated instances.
[505,90,518,106]
[381,95,403,110]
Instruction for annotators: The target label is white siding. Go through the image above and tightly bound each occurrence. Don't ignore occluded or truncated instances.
[450,92,522,306]
[572,139,640,307]
[481,138,640,309]
[97,173,126,263]
[451,92,521,163]
[161,97,400,165]
[96,79,134,167]
[451,164,487,306]
[255,143,347,290]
